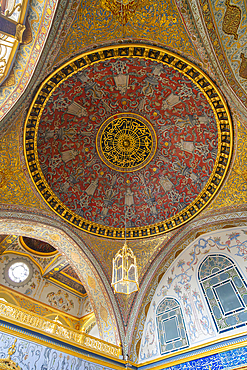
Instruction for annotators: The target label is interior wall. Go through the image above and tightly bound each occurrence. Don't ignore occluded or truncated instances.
[0,330,114,370]
[0,213,121,345]
[139,227,247,362]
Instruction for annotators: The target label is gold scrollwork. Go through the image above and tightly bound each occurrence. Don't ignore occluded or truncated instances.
[239,53,247,79]
[222,0,241,40]
[1,1,22,18]
[0,339,21,370]
[100,0,149,25]
[15,24,26,43]
[97,113,157,172]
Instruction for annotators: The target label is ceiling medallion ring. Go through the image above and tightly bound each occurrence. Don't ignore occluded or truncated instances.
[96,113,157,172]
[24,44,233,239]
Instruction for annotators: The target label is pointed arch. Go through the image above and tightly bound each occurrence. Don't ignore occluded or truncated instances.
[199,254,247,333]
[156,297,189,355]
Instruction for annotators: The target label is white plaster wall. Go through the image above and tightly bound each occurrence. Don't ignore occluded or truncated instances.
[139,227,247,362]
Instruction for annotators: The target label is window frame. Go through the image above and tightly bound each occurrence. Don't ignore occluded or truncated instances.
[199,254,247,333]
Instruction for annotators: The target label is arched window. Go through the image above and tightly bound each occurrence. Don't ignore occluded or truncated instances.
[156,297,189,355]
[199,254,247,333]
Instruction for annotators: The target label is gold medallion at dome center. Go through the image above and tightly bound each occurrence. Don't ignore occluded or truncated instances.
[96,113,157,172]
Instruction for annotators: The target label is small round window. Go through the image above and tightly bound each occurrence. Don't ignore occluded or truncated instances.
[4,259,33,287]
[8,262,30,283]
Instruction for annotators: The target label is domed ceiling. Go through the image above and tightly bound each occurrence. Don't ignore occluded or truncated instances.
[24,44,233,239]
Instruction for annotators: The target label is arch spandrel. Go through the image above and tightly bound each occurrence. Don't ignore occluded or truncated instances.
[174,0,247,119]
[136,226,247,362]
[127,214,247,363]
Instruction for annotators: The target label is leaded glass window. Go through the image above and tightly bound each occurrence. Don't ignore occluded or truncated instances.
[199,254,247,333]
[156,297,189,355]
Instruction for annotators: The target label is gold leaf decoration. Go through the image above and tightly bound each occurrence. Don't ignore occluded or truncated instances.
[20,226,35,232]
[70,251,80,263]
[49,234,61,242]
[222,0,241,40]
[55,0,197,65]
[208,121,247,209]
[100,303,108,324]
[87,274,96,290]
[0,114,47,210]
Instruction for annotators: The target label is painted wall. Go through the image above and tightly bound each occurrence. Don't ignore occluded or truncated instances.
[139,227,247,362]
[0,252,84,318]
[1,321,247,370]
[206,0,247,94]
[0,330,113,370]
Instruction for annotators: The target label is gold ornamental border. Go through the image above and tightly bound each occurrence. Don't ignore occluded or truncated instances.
[24,44,233,240]
[96,113,157,172]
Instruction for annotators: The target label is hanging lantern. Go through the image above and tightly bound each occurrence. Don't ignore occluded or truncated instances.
[112,243,139,294]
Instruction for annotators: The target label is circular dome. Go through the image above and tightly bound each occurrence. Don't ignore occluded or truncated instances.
[24,45,233,239]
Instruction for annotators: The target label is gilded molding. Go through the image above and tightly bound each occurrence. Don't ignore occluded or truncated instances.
[0,326,125,369]
[0,0,81,129]
[0,213,123,345]
[0,316,247,369]
[0,301,122,359]
[0,284,87,323]
[134,336,247,369]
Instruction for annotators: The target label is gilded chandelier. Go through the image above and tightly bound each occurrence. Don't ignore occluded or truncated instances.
[112,203,139,294]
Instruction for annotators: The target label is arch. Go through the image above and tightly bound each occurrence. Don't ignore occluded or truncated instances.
[199,254,247,333]
[156,297,189,355]
[0,210,121,345]
[128,218,247,362]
